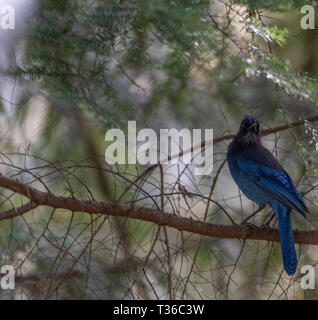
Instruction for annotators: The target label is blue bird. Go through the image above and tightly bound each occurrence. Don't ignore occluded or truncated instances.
[227,115,308,276]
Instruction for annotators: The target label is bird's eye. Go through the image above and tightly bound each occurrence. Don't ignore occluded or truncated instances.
[244,121,251,128]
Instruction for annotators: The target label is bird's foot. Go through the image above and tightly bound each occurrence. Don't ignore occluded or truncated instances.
[240,221,254,238]
[241,220,254,227]
[260,223,272,231]
[261,222,271,228]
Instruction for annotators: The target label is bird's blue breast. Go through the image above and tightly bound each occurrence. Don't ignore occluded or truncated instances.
[227,156,269,207]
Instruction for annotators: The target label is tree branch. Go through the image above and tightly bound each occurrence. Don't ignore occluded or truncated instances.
[167,114,318,163]
[0,174,317,245]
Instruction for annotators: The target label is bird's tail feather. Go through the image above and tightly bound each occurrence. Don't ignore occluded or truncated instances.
[275,205,297,276]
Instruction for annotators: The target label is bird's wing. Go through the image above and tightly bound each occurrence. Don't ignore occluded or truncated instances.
[236,157,308,217]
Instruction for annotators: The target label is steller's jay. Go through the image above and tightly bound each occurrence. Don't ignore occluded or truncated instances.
[227,115,308,276]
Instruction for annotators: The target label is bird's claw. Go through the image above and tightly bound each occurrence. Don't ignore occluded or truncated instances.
[241,221,253,227]
[260,223,272,231]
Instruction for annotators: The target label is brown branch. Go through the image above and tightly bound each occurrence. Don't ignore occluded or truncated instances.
[167,114,318,163]
[0,174,317,245]
[260,115,318,137]
[213,115,318,144]
[0,201,38,221]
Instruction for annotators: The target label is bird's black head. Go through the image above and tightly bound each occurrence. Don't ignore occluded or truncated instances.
[239,115,260,133]
[235,115,261,146]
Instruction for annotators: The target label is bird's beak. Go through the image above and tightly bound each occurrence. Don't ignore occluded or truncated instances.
[250,122,257,132]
